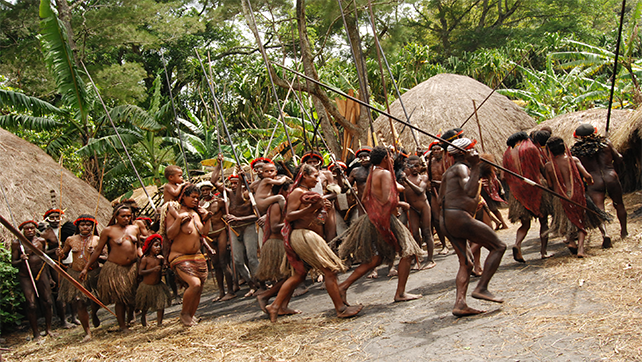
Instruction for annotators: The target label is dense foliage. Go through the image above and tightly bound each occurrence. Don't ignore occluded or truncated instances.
[0,244,24,332]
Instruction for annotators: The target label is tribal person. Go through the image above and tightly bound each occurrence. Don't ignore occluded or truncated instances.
[426,141,450,255]
[254,161,290,215]
[136,234,172,327]
[571,124,627,242]
[12,221,56,340]
[347,146,372,220]
[400,155,436,270]
[165,183,213,326]
[337,146,424,303]
[502,132,553,262]
[440,138,506,317]
[57,215,103,342]
[266,164,362,322]
[545,137,610,258]
[80,202,142,332]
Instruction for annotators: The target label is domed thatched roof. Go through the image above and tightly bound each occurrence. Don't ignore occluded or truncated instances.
[0,128,113,244]
[373,73,536,161]
[532,108,633,146]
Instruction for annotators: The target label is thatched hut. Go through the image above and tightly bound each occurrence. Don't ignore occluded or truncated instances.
[532,108,640,191]
[533,108,633,146]
[373,73,536,162]
[0,128,113,245]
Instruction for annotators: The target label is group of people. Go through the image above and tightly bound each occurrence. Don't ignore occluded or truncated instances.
[10,123,628,342]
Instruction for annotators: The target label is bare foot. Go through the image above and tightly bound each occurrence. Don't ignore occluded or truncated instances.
[452,306,485,317]
[244,289,256,298]
[577,252,586,258]
[621,230,629,239]
[387,267,398,277]
[45,330,58,338]
[173,296,183,305]
[292,286,309,297]
[212,293,224,302]
[62,321,74,329]
[257,294,269,313]
[541,253,554,259]
[338,287,349,306]
[337,304,363,318]
[471,269,483,277]
[278,308,302,316]
[512,246,525,263]
[394,293,422,302]
[471,289,504,303]
[91,313,100,328]
[367,269,378,279]
[81,334,91,343]
[602,236,612,249]
[233,284,240,293]
[179,314,194,327]
[71,318,81,326]
[266,304,279,323]
[220,293,236,301]
[438,247,450,255]
[418,261,436,270]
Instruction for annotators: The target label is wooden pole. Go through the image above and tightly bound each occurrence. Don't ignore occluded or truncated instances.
[473,100,485,152]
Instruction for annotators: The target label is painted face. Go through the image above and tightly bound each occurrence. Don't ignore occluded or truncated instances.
[432,147,443,159]
[302,169,319,188]
[406,160,421,174]
[200,186,213,199]
[78,221,94,236]
[305,157,322,169]
[46,212,60,227]
[116,208,132,226]
[182,192,200,209]
[357,152,370,167]
[22,223,37,238]
[151,240,162,256]
[262,164,277,179]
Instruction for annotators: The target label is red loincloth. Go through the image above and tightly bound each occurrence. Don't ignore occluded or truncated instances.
[170,253,208,288]
[482,174,506,204]
[548,148,587,232]
[502,139,545,217]
[362,156,401,252]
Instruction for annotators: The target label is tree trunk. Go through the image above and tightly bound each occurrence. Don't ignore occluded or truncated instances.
[55,0,78,64]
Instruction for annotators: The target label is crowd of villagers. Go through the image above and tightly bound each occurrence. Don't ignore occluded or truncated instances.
[9,122,628,347]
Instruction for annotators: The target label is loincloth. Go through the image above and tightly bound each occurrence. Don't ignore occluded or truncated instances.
[170,253,208,288]
[58,268,100,304]
[135,282,172,311]
[336,215,421,265]
[289,229,346,274]
[508,191,554,223]
[97,260,138,306]
[256,238,292,282]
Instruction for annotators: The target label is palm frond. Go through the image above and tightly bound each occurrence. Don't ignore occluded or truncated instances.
[0,114,61,131]
[0,89,66,116]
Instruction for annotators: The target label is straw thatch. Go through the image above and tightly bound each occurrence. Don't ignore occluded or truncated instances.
[373,73,536,162]
[0,128,113,245]
[534,108,640,191]
[533,108,633,146]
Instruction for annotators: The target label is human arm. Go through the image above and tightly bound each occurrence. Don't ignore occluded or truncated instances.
[573,156,594,185]
[269,204,284,234]
[56,237,73,260]
[544,163,555,190]
[166,210,190,241]
[459,151,482,198]
[11,240,26,266]
[224,214,258,225]
[401,173,428,194]
[284,189,323,222]
[80,229,110,280]
[608,142,623,166]
[138,257,161,276]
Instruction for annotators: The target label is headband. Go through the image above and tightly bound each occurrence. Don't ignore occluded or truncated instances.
[44,209,64,218]
[355,146,372,156]
[19,220,38,230]
[136,217,152,224]
[250,157,274,169]
[73,217,97,226]
[447,138,477,154]
[329,161,347,170]
[227,174,239,181]
[142,234,162,255]
[301,153,324,166]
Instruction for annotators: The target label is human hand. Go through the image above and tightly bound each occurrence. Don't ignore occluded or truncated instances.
[21,253,29,261]
[180,214,192,224]
[465,150,480,165]
[585,175,594,185]
[257,215,266,228]
[79,268,87,281]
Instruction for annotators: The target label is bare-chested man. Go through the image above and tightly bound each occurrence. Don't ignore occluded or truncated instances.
[266,164,362,322]
[165,183,212,326]
[571,124,627,243]
[80,203,142,332]
[400,155,435,269]
[12,221,56,340]
[347,147,372,218]
[440,138,506,317]
[426,143,450,255]
[57,215,103,342]
[338,146,423,303]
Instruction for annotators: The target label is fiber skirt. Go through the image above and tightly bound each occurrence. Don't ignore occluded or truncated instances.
[135,282,172,311]
[289,229,346,274]
[97,260,138,306]
[58,268,99,303]
[256,238,292,281]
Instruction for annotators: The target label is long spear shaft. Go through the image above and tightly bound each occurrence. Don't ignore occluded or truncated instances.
[366,0,419,149]
[606,0,627,137]
[242,0,296,161]
[81,62,156,209]
[0,214,116,317]
[161,53,192,181]
[274,62,597,214]
[0,180,39,297]
[194,51,261,217]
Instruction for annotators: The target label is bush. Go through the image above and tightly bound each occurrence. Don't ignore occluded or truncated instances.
[0,243,24,332]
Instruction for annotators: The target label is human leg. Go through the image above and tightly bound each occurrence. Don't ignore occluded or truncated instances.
[230,228,253,289]
[20,278,39,339]
[339,255,382,304]
[470,242,482,276]
[395,256,422,302]
[267,272,305,322]
[175,269,204,326]
[37,273,55,337]
[538,216,552,258]
[420,203,435,268]
[513,217,530,263]
[217,232,235,300]
[140,308,148,327]
[157,309,164,326]
[321,267,362,318]
[605,174,628,238]
[76,300,91,341]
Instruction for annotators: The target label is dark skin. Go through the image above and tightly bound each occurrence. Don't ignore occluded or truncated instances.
[544,153,594,258]
[347,152,371,216]
[440,149,507,317]
[12,224,55,340]
[40,212,72,329]
[266,169,362,322]
[57,221,103,341]
[575,137,627,239]
[401,158,435,269]
[255,163,289,215]
[205,193,235,302]
[427,147,449,255]
[164,170,185,222]
[80,208,141,331]
[338,153,423,303]
[138,240,165,327]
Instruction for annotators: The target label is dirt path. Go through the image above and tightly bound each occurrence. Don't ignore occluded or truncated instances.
[3,193,641,361]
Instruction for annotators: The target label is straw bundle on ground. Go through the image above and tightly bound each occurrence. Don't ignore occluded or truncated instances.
[534,108,639,191]
[0,127,113,245]
[373,73,536,162]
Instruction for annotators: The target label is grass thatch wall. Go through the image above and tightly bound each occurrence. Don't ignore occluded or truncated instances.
[0,128,113,245]
[534,109,640,192]
[373,73,536,162]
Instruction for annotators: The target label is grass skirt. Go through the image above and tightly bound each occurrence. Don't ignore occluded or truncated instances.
[508,191,554,223]
[58,268,99,303]
[256,238,291,282]
[337,215,422,265]
[550,194,612,236]
[135,282,171,311]
[97,260,138,306]
[289,229,346,274]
